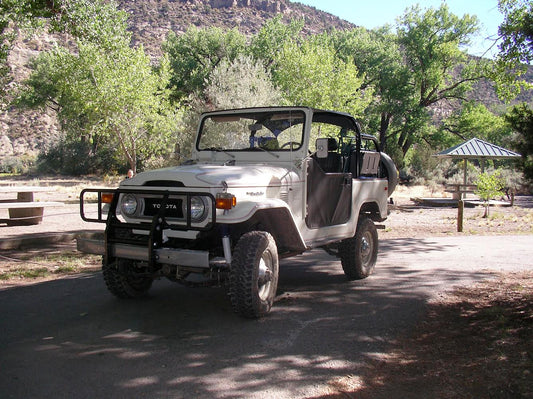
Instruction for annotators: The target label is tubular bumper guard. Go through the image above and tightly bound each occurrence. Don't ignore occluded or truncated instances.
[78,188,216,269]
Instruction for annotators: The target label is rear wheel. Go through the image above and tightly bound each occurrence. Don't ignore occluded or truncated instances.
[339,218,378,280]
[102,258,153,298]
[229,231,279,318]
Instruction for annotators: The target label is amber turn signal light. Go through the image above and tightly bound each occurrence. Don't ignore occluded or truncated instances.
[101,192,114,204]
[216,193,236,210]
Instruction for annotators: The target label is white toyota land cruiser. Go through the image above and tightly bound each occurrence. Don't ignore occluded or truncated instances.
[78,107,397,318]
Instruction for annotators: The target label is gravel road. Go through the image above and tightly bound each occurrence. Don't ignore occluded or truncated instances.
[0,235,530,399]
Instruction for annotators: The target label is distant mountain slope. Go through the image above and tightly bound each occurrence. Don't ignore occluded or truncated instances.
[1,0,531,163]
[116,0,355,55]
[1,0,356,162]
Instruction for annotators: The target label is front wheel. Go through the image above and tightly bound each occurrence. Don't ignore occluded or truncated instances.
[102,258,153,298]
[229,231,279,318]
[339,218,378,280]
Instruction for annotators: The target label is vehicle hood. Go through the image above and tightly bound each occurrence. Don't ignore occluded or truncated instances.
[120,164,293,189]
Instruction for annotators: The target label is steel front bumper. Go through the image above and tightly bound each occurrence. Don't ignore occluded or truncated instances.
[77,236,210,268]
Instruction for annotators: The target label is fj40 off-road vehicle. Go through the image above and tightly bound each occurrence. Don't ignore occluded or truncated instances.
[79,107,397,318]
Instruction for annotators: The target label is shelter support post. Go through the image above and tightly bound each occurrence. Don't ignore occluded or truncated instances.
[457,199,464,232]
[463,159,467,184]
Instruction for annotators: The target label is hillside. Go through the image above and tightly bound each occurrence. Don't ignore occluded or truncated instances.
[117,0,354,56]
[0,0,531,167]
[0,0,354,165]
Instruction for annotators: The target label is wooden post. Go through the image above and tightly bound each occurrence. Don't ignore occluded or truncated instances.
[462,160,467,199]
[457,199,464,232]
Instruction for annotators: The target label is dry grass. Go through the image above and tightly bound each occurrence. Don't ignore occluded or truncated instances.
[382,185,533,239]
[0,248,101,286]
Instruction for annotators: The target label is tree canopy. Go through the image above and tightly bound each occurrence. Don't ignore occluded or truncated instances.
[15,0,176,173]
[272,37,370,118]
[1,0,129,106]
[498,0,533,65]
[4,1,531,183]
[162,27,247,102]
[506,103,533,180]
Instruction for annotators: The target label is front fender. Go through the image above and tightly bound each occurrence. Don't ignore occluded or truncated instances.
[217,198,290,224]
[218,199,307,253]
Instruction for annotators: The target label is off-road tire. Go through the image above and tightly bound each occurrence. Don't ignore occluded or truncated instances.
[339,217,378,280]
[102,258,153,298]
[229,231,279,318]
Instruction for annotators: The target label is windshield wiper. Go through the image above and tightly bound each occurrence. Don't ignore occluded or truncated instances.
[251,146,280,159]
[204,147,235,159]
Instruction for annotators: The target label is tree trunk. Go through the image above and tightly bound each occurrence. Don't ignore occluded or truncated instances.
[379,112,391,151]
[401,136,412,156]
[397,126,413,157]
[483,202,490,218]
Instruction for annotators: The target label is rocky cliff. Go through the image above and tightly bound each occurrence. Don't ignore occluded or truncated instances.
[116,0,353,55]
[0,0,353,165]
[1,0,531,166]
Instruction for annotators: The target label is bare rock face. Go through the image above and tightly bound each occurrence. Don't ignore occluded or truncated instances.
[1,0,355,167]
[209,0,288,13]
[0,106,59,158]
[0,134,14,156]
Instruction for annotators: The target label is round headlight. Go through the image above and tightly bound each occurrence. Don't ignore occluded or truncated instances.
[190,196,207,222]
[120,194,138,216]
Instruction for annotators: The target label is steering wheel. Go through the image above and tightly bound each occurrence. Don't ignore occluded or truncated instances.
[281,141,300,150]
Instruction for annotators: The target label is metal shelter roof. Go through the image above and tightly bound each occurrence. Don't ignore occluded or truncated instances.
[435,138,521,159]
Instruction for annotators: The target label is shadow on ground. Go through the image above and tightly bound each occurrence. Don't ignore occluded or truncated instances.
[0,236,496,399]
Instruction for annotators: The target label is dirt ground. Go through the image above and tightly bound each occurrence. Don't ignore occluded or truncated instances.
[321,271,533,399]
[320,185,533,399]
[1,177,532,398]
[381,185,533,239]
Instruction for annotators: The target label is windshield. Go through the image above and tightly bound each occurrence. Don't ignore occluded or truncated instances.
[197,110,305,152]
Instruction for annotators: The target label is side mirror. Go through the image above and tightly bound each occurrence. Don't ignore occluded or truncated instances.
[316,138,329,159]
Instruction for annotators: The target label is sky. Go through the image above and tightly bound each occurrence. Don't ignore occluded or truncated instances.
[296,0,503,58]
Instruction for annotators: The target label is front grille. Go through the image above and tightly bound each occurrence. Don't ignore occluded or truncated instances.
[143,197,183,218]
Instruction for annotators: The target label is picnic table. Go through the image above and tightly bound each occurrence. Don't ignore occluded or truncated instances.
[0,186,64,226]
[445,183,477,200]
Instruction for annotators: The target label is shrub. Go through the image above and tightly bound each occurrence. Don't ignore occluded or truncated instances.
[475,171,505,218]
[35,138,121,175]
[0,155,35,174]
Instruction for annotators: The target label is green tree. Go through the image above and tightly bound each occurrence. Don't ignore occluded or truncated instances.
[248,16,304,67]
[272,37,371,118]
[498,0,533,65]
[439,102,512,147]
[16,0,179,175]
[0,0,128,106]
[475,171,505,217]
[330,26,414,157]
[162,26,247,102]
[395,4,486,156]
[19,42,176,174]
[505,103,533,181]
[482,0,533,101]
[329,5,489,164]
